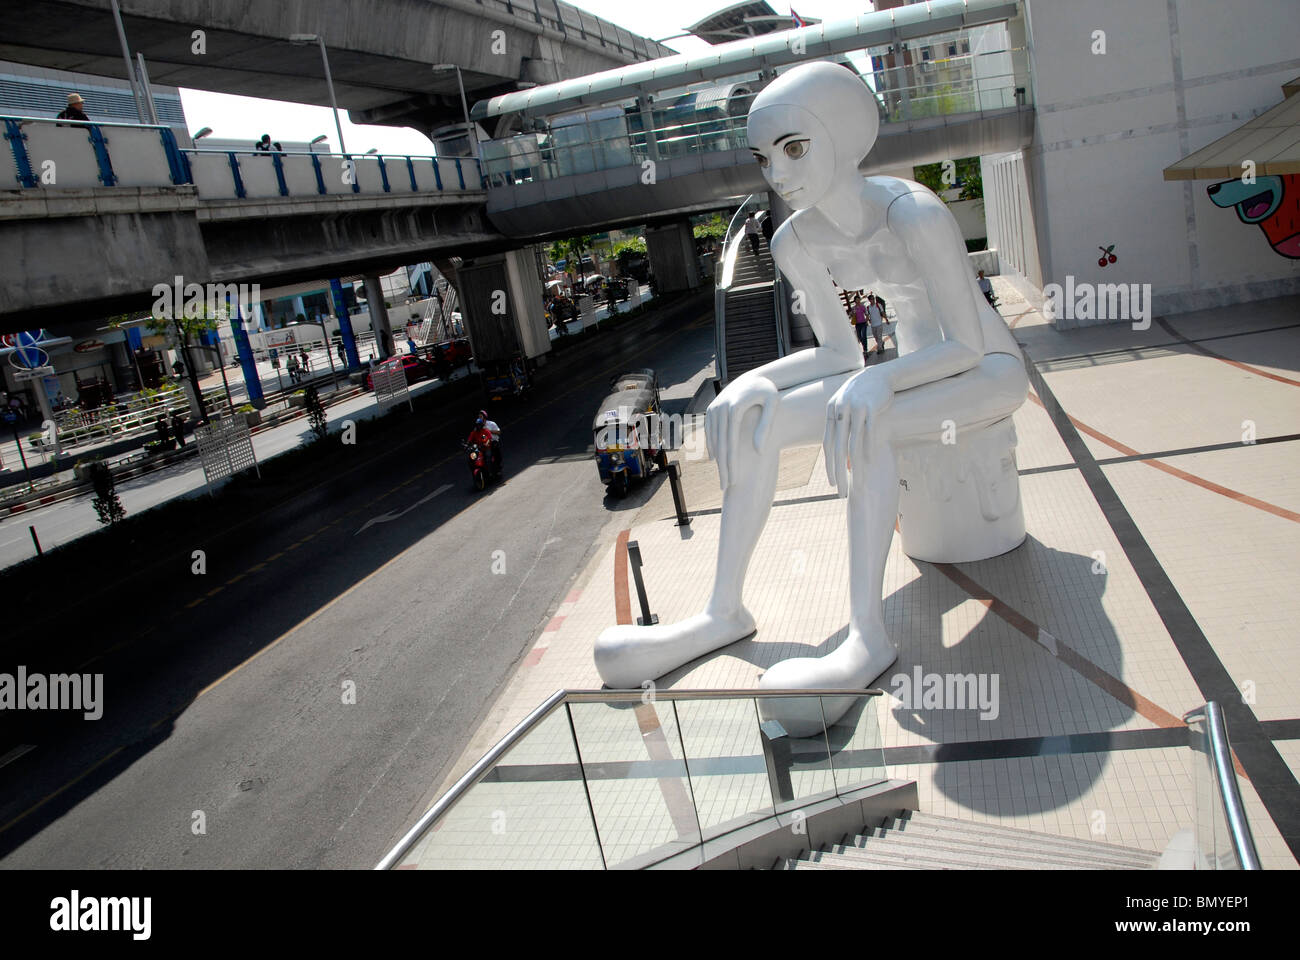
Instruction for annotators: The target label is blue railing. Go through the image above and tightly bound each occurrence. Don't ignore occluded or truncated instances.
[1,115,486,199]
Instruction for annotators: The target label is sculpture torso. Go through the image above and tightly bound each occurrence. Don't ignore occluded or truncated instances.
[788,176,1021,362]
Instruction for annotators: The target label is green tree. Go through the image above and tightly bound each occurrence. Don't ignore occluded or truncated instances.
[89,461,127,525]
[692,213,727,243]
[303,385,328,443]
[145,306,223,423]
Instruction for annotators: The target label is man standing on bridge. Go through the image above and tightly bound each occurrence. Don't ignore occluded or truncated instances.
[56,93,89,122]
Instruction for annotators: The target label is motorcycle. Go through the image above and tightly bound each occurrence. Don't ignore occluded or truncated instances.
[461,438,503,491]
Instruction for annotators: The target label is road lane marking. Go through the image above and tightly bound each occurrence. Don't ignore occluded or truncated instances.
[0,744,36,770]
[355,484,452,536]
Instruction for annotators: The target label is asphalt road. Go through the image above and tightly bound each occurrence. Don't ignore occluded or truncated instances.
[0,299,715,869]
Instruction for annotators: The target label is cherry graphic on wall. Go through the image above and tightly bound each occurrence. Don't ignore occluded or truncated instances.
[1097,244,1118,267]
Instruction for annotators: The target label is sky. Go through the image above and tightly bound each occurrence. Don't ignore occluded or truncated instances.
[178,1,872,155]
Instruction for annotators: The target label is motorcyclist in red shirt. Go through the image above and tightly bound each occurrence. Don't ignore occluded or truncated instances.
[467,414,494,452]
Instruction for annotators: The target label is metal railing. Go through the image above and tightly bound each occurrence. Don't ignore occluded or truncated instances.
[1183,703,1261,870]
[480,53,1030,188]
[377,687,885,870]
[1,114,486,199]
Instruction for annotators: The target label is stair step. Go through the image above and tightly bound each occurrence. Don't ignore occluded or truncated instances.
[867,818,1158,867]
[809,848,1005,870]
[823,840,1136,870]
[902,811,1160,861]
[788,854,929,870]
[846,827,1155,869]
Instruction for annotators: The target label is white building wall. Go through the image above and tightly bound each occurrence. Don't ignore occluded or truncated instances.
[1022,0,1300,326]
[982,150,1042,286]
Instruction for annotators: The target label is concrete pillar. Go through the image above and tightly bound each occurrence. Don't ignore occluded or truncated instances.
[362,274,395,361]
[292,295,307,323]
[454,248,550,365]
[329,279,361,369]
[645,221,700,294]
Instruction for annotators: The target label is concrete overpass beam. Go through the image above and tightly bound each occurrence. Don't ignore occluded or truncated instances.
[645,221,700,295]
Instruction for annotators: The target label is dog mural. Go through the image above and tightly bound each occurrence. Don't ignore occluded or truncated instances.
[1207,173,1300,259]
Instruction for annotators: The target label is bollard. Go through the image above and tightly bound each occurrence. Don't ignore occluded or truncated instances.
[760,719,795,808]
[626,540,658,626]
[667,461,691,527]
[29,525,42,556]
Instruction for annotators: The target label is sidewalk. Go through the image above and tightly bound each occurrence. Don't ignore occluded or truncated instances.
[0,370,470,568]
[423,283,1300,869]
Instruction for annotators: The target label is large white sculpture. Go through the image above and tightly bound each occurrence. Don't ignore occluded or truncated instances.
[595,61,1028,736]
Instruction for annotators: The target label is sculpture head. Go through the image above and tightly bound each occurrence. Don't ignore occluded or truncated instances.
[747,61,879,210]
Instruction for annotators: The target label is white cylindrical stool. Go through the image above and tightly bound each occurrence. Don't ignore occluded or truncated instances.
[896,416,1026,563]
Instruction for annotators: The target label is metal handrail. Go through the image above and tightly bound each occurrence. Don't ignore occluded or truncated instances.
[1183,702,1261,869]
[715,195,769,385]
[375,685,883,870]
[0,113,174,131]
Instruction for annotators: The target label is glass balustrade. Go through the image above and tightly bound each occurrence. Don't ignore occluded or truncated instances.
[382,688,885,870]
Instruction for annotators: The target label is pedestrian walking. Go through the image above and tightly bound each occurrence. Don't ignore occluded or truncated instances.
[55,93,89,122]
[286,353,300,384]
[171,411,186,448]
[867,294,886,357]
[851,293,871,356]
[744,212,761,259]
[336,340,346,366]
[299,348,311,375]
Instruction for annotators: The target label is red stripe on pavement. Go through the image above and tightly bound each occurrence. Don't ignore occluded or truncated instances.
[1027,393,1300,525]
[614,529,632,626]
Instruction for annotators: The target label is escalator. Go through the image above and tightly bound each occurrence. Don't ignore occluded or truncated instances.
[715,197,786,385]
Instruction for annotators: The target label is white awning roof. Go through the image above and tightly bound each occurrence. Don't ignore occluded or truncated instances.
[1163,78,1300,180]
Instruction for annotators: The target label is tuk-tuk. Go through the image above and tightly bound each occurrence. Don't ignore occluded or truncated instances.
[593,368,669,497]
[482,354,531,403]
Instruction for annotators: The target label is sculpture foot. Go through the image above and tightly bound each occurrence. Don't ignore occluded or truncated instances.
[594,609,757,688]
[757,626,897,738]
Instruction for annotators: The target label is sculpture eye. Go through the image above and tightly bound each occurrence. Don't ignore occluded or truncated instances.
[752,152,769,168]
[784,139,809,160]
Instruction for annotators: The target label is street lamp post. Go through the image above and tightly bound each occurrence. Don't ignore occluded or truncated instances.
[431,64,481,166]
[108,0,150,123]
[291,34,347,156]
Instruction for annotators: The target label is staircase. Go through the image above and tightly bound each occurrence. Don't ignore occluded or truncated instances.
[718,231,781,384]
[780,811,1160,870]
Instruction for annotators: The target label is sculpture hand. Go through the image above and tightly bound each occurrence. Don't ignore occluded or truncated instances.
[824,371,893,496]
[706,374,780,490]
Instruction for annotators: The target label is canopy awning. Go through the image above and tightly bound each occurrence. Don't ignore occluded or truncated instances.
[1163,77,1300,180]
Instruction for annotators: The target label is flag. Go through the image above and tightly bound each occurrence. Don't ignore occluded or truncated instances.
[791,7,809,28]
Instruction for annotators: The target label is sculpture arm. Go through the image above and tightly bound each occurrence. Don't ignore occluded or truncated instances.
[876,191,985,392]
[738,219,864,392]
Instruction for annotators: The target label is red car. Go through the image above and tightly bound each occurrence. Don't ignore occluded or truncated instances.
[428,338,472,367]
[365,354,432,391]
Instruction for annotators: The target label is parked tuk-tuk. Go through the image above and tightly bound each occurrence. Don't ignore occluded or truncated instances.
[593,369,669,497]
[482,354,531,403]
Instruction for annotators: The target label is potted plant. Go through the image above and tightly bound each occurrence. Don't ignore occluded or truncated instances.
[288,389,307,409]
[238,403,262,427]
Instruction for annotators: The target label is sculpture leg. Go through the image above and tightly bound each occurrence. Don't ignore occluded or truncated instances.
[759,421,899,736]
[759,353,1028,736]
[594,377,845,688]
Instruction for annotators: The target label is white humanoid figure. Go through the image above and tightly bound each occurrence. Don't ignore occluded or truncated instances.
[595,61,1028,735]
